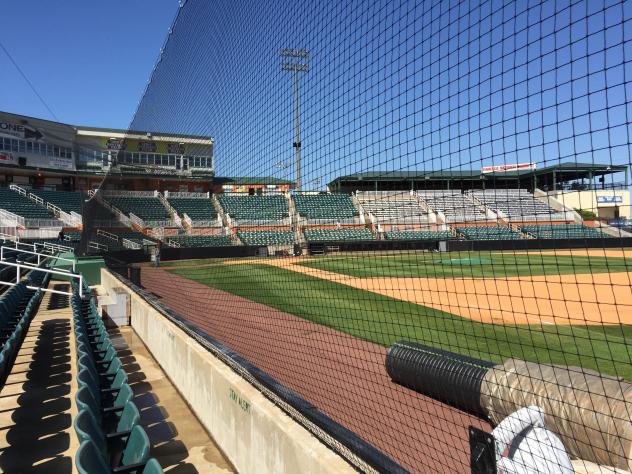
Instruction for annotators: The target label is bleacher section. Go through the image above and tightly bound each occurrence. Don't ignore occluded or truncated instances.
[520,224,612,239]
[106,196,170,223]
[30,189,83,214]
[417,190,488,222]
[356,191,430,224]
[167,235,232,247]
[237,230,294,246]
[294,194,358,221]
[71,281,163,473]
[218,195,289,224]
[0,187,56,220]
[0,271,49,387]
[304,228,374,242]
[385,230,455,240]
[456,225,527,240]
[168,198,217,222]
[471,189,567,222]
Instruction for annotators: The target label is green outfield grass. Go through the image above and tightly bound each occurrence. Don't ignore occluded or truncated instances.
[168,261,632,381]
[298,251,632,278]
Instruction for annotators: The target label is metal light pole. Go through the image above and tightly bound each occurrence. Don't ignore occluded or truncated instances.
[281,48,309,191]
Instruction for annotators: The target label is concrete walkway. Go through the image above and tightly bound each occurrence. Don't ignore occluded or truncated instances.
[108,325,234,473]
[0,282,78,473]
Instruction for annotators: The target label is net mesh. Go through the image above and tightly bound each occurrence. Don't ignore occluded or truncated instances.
[83,1,632,472]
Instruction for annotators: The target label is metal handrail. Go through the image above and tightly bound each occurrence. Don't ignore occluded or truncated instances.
[1,246,75,272]
[0,261,83,297]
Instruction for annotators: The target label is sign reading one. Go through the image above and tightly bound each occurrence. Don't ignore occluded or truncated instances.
[596,196,623,203]
[481,163,536,173]
[0,121,44,141]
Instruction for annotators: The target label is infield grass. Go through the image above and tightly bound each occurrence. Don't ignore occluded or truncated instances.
[298,251,632,278]
[168,261,632,381]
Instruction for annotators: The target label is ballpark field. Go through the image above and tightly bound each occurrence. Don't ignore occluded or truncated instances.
[159,248,632,381]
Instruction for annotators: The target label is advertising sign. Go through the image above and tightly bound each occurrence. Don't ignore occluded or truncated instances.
[0,152,15,164]
[167,142,185,154]
[137,141,157,153]
[106,138,127,151]
[481,162,536,173]
[0,121,44,141]
[596,196,623,204]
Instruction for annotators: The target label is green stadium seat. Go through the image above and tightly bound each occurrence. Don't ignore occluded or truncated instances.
[167,197,217,221]
[142,458,165,474]
[520,224,611,239]
[236,230,294,246]
[385,230,455,240]
[294,194,358,220]
[456,225,526,240]
[303,228,374,242]
[0,187,56,220]
[105,196,170,222]
[218,194,289,222]
[167,235,232,247]
[76,440,110,474]
[29,189,83,214]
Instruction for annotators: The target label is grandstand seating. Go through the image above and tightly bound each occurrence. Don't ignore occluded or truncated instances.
[218,195,288,222]
[520,224,612,239]
[167,198,217,221]
[0,270,49,387]
[106,196,170,222]
[384,230,455,240]
[356,191,430,224]
[237,230,294,246]
[71,281,163,473]
[0,187,56,220]
[304,228,374,242]
[294,194,358,220]
[30,189,83,214]
[417,190,488,222]
[456,225,527,240]
[167,235,232,247]
[470,189,567,221]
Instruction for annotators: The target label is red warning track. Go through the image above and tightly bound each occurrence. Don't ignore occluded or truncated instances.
[141,267,489,473]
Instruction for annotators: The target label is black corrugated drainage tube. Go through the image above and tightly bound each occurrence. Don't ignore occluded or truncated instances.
[385,340,494,418]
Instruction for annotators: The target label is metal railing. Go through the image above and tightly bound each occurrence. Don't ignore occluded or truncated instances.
[9,184,27,196]
[0,261,83,297]
[1,245,75,272]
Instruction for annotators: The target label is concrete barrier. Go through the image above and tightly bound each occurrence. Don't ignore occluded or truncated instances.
[100,268,356,474]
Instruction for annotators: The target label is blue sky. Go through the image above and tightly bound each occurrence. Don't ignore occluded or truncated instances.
[1,0,631,186]
[0,0,177,128]
[129,0,632,186]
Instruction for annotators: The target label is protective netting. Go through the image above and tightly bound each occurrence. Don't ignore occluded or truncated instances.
[84,1,632,472]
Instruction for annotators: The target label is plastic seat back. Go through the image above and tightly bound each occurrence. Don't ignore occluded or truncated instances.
[142,458,164,474]
[75,440,110,474]
[74,409,106,453]
[116,401,141,433]
[121,425,150,467]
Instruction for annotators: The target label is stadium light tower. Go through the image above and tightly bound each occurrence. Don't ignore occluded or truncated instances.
[281,48,309,191]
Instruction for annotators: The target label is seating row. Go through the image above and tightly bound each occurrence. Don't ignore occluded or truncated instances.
[71,282,163,473]
[304,228,374,242]
[0,187,55,219]
[218,195,289,221]
[0,271,49,386]
[167,198,217,221]
[356,191,430,224]
[520,224,611,239]
[106,197,170,222]
[237,230,294,246]
[456,225,527,240]
[167,235,233,247]
[294,194,358,220]
[30,189,83,214]
[384,230,455,240]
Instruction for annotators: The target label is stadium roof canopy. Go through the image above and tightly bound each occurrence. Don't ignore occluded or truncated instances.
[328,162,628,192]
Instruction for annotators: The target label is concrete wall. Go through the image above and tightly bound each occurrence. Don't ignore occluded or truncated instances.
[548,189,630,219]
[100,269,356,474]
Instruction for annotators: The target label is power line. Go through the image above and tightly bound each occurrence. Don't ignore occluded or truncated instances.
[0,40,59,121]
